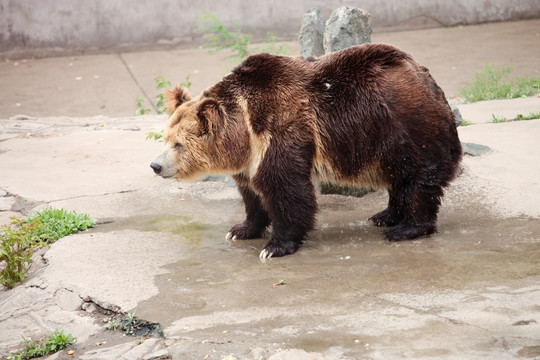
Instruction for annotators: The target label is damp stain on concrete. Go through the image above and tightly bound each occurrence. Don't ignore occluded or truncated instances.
[85,191,540,358]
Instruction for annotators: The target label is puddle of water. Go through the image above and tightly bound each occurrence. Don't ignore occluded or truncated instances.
[99,192,540,357]
[93,214,233,252]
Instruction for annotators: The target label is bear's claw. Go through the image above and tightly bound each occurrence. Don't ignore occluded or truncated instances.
[225,232,237,242]
[259,249,274,260]
[369,209,402,227]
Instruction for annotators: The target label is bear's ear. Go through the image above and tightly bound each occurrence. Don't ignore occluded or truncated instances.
[197,99,224,137]
[164,86,192,115]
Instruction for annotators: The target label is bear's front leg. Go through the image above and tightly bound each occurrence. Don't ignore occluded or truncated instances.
[252,140,317,258]
[226,174,271,241]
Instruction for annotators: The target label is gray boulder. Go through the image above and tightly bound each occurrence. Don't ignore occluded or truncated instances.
[323,6,372,54]
[451,104,463,127]
[299,9,325,59]
[462,142,492,157]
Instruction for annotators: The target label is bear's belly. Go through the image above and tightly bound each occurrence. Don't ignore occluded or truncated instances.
[312,158,388,191]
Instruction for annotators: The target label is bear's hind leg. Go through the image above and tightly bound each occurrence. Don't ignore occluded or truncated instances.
[383,183,442,242]
[227,176,271,241]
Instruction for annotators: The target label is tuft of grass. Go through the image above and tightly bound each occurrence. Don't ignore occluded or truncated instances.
[459,63,540,103]
[1,208,95,289]
[0,218,46,289]
[194,11,288,62]
[515,111,540,121]
[260,32,288,55]
[26,207,96,244]
[491,114,506,123]
[135,95,150,116]
[154,76,172,114]
[145,131,163,142]
[8,329,75,360]
[106,321,120,331]
[194,10,251,61]
[460,119,473,126]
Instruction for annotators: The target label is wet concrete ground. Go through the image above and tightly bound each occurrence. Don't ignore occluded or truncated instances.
[1,20,540,360]
[1,116,540,360]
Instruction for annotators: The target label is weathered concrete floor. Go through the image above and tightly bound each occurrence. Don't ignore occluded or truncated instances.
[1,19,540,360]
[1,113,539,359]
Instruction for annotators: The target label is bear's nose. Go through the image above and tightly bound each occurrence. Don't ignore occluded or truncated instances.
[150,162,162,174]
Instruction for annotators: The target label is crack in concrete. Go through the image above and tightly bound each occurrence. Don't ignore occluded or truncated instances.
[46,188,140,203]
[117,53,158,113]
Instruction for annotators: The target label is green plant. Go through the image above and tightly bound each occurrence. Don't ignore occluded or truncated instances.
[145,76,191,142]
[135,95,151,116]
[491,114,506,123]
[515,111,540,121]
[145,131,163,142]
[195,10,251,61]
[127,311,136,323]
[8,329,75,360]
[260,32,288,55]
[460,119,473,126]
[106,321,120,331]
[0,218,46,289]
[26,207,96,244]
[179,76,192,90]
[459,63,540,103]
[195,11,289,61]
[154,76,172,114]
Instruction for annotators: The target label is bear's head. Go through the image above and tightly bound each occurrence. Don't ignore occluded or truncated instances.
[150,86,249,180]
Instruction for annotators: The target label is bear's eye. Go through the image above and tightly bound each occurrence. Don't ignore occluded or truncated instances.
[175,142,183,149]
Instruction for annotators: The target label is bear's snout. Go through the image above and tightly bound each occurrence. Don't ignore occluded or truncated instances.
[150,162,162,175]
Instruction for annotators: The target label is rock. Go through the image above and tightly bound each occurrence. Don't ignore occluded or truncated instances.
[462,142,491,157]
[298,9,325,59]
[9,114,37,121]
[451,104,463,126]
[0,196,16,211]
[55,289,83,311]
[323,6,372,54]
[143,349,169,360]
[81,302,98,313]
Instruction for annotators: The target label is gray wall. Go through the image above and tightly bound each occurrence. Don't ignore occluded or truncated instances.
[1,0,539,56]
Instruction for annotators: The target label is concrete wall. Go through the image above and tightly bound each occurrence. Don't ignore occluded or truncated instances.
[1,0,539,57]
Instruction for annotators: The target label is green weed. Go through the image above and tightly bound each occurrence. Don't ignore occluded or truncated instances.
[179,76,192,90]
[1,208,95,289]
[460,119,473,126]
[106,321,120,331]
[260,32,288,56]
[135,95,151,116]
[0,218,46,289]
[145,131,163,142]
[154,76,172,114]
[8,329,75,360]
[459,63,540,103]
[491,114,506,123]
[515,111,540,121]
[194,11,288,61]
[145,76,191,141]
[195,10,251,61]
[138,75,191,118]
[26,207,96,244]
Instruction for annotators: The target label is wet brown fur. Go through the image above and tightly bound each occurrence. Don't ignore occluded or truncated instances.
[159,43,462,257]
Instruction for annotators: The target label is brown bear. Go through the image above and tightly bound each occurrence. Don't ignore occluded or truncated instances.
[150,43,462,259]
